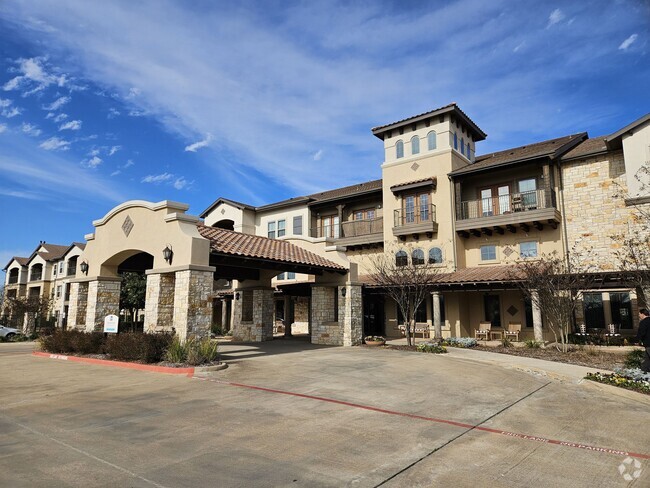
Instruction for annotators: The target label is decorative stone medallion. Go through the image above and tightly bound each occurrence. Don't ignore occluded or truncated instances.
[411,162,420,171]
[507,305,518,316]
[221,208,226,215]
[503,246,513,257]
[122,215,134,237]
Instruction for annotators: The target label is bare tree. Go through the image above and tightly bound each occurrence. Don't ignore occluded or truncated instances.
[510,251,599,352]
[4,295,52,334]
[367,246,444,346]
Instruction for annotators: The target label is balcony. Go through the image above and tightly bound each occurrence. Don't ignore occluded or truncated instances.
[8,276,19,284]
[393,204,438,239]
[67,266,76,277]
[30,272,43,282]
[455,189,560,237]
[309,217,384,247]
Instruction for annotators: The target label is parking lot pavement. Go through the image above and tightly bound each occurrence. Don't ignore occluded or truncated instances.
[1,339,648,487]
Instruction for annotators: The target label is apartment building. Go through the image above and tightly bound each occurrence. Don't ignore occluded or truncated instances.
[3,104,648,343]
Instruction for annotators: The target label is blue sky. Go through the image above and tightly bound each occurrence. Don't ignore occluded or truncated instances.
[0,0,649,267]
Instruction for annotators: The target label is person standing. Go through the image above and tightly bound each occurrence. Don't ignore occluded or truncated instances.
[637,308,650,372]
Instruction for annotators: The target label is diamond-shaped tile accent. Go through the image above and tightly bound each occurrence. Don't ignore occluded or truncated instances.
[221,208,226,215]
[503,246,513,257]
[411,162,420,171]
[122,215,134,237]
[507,305,518,317]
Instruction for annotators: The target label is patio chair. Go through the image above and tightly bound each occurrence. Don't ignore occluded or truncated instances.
[575,323,588,337]
[604,323,621,345]
[475,321,491,341]
[504,322,521,341]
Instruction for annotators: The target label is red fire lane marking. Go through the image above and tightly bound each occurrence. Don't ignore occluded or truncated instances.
[194,376,650,461]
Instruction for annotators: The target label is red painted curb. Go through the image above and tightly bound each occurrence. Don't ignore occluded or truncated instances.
[32,351,195,377]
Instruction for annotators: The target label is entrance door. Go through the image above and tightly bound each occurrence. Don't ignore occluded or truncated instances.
[480,185,510,216]
[483,295,501,328]
[363,294,385,337]
[610,292,633,329]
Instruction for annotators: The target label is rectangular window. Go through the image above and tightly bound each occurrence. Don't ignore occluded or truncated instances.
[397,302,427,324]
[321,215,340,238]
[518,178,537,208]
[293,216,303,235]
[277,219,286,238]
[287,272,295,279]
[267,221,276,239]
[583,293,605,329]
[56,285,61,298]
[59,262,64,273]
[519,241,538,258]
[277,273,285,280]
[610,292,633,329]
[480,245,497,261]
[453,132,458,150]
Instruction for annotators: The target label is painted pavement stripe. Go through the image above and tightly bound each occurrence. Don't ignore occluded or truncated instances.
[193,376,650,461]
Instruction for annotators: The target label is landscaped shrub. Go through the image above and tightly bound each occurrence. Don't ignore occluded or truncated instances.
[442,337,478,348]
[416,341,447,354]
[524,339,542,349]
[105,332,172,363]
[165,337,186,363]
[501,337,513,348]
[585,370,650,395]
[164,336,219,365]
[39,329,103,354]
[625,349,645,370]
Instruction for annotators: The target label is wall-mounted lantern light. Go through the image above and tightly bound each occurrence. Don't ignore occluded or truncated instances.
[341,287,347,297]
[235,292,240,300]
[163,245,173,264]
[79,261,89,275]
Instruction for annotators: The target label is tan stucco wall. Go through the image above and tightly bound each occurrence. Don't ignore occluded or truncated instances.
[621,120,650,198]
[78,201,211,280]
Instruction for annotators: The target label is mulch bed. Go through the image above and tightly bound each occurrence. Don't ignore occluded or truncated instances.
[54,352,220,368]
[361,343,627,370]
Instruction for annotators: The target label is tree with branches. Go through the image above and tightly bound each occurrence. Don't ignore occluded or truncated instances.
[510,251,599,352]
[120,272,147,330]
[367,246,444,346]
[4,295,52,334]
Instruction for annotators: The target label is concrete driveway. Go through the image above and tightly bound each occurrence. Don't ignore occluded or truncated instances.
[0,339,648,487]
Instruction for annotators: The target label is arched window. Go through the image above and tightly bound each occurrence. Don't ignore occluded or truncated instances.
[453,132,458,150]
[411,135,420,155]
[427,131,437,151]
[396,140,404,159]
[460,137,465,155]
[412,249,424,265]
[429,247,443,264]
[395,250,408,267]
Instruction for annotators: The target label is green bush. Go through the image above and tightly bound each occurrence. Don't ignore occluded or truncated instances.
[625,349,645,369]
[164,336,219,365]
[501,337,513,348]
[69,331,104,354]
[524,339,542,349]
[416,342,447,354]
[104,332,172,363]
[165,337,186,363]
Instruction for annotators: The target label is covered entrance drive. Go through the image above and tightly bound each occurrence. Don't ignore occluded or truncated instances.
[66,200,363,345]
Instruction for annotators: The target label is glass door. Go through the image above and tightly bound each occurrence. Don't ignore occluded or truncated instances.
[483,295,501,328]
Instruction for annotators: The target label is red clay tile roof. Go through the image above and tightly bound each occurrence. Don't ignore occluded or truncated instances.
[560,136,609,161]
[360,265,522,286]
[307,179,382,203]
[390,177,437,192]
[450,133,587,176]
[197,225,346,272]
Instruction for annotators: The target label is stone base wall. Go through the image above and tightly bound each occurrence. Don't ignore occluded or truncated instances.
[311,286,342,345]
[340,284,363,346]
[294,297,309,322]
[173,270,213,340]
[144,273,175,333]
[68,282,88,331]
[232,288,274,342]
[85,280,121,332]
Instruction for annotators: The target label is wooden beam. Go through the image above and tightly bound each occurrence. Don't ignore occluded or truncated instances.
[493,226,504,235]
[548,219,558,229]
[533,221,543,231]
[458,230,470,238]
[520,223,530,232]
[507,224,517,233]
[481,227,492,236]
[471,229,481,237]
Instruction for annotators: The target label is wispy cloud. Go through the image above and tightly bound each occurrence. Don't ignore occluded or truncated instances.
[184,134,212,152]
[21,122,42,137]
[107,107,120,118]
[39,136,70,151]
[123,159,134,168]
[547,8,565,28]
[42,95,70,111]
[3,57,67,96]
[0,188,47,200]
[312,149,323,161]
[0,98,11,108]
[618,33,638,51]
[0,124,6,133]
[173,176,193,190]
[141,172,173,184]
[108,145,121,156]
[1,106,21,118]
[59,119,82,131]
[82,155,102,168]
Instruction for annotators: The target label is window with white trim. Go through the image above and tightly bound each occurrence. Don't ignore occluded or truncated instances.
[480,245,497,261]
[293,216,303,235]
[412,249,424,265]
[267,221,276,239]
[519,241,538,258]
[287,272,295,279]
[427,131,437,150]
[277,219,286,238]
[429,247,443,264]
[396,140,404,159]
[411,135,420,155]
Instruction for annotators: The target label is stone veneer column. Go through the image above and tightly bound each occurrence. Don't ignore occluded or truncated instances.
[231,288,274,342]
[531,290,543,342]
[173,269,213,340]
[85,279,121,332]
[67,282,89,331]
[432,291,442,340]
[144,272,175,334]
[340,284,362,346]
[311,286,341,345]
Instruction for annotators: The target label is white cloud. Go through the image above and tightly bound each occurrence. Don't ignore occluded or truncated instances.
[547,9,565,28]
[123,159,135,168]
[42,96,70,111]
[39,136,70,151]
[108,145,121,156]
[184,134,212,152]
[619,34,638,51]
[173,177,192,190]
[2,57,67,96]
[107,107,120,118]
[52,113,68,122]
[0,98,11,108]
[82,155,102,168]
[1,106,21,118]
[141,173,173,184]
[313,149,323,161]
[88,147,100,157]
[22,123,42,137]
[110,170,121,176]
[59,119,82,131]
[0,124,7,134]
[0,188,46,200]
[128,109,146,117]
